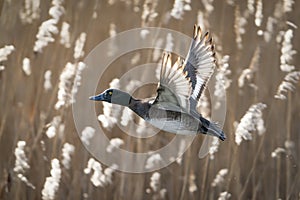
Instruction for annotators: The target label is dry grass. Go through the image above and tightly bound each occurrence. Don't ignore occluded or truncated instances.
[0,0,300,199]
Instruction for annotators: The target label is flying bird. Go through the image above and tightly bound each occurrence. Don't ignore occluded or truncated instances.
[90,25,226,141]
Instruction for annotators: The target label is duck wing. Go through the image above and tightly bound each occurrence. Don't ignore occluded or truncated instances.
[152,52,192,112]
[183,25,216,112]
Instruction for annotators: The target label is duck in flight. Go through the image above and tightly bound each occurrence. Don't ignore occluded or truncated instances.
[90,25,226,141]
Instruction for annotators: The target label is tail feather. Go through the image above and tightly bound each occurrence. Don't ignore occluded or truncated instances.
[207,121,226,141]
[199,117,226,141]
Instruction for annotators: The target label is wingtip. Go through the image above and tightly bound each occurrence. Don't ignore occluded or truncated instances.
[193,25,215,47]
[162,52,172,61]
[162,51,167,60]
[193,24,198,39]
[208,37,213,45]
[161,52,169,65]
[204,32,210,41]
[197,26,202,40]
[166,53,172,67]
[193,24,203,41]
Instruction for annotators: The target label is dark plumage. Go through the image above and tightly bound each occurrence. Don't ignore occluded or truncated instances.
[90,25,226,141]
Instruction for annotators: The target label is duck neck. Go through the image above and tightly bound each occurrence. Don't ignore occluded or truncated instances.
[129,98,150,119]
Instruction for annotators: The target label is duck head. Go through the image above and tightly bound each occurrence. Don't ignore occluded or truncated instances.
[89,89,132,106]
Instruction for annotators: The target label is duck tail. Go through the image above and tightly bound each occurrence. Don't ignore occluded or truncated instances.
[207,121,226,141]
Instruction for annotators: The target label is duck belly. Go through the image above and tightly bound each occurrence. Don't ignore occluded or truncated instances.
[147,115,200,135]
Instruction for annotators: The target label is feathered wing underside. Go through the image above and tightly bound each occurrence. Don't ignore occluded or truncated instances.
[153,53,192,112]
[183,25,216,111]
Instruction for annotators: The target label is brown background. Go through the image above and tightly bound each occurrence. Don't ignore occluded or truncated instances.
[0,0,299,199]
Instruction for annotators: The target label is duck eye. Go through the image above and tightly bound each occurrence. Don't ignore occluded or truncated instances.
[108,91,113,96]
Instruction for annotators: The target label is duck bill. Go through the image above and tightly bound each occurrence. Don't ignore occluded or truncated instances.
[89,93,104,101]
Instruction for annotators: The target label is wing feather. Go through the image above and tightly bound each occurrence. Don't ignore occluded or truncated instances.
[153,53,192,112]
[183,25,216,110]
[153,25,216,114]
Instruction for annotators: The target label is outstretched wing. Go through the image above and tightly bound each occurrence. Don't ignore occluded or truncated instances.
[184,25,216,112]
[152,52,192,112]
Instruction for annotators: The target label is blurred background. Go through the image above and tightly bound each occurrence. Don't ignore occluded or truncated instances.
[0,0,300,199]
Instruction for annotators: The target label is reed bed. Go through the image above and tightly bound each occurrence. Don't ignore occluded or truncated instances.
[0,0,299,199]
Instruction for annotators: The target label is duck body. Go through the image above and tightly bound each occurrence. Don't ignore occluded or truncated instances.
[129,98,200,135]
[91,89,226,141]
[90,25,226,141]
